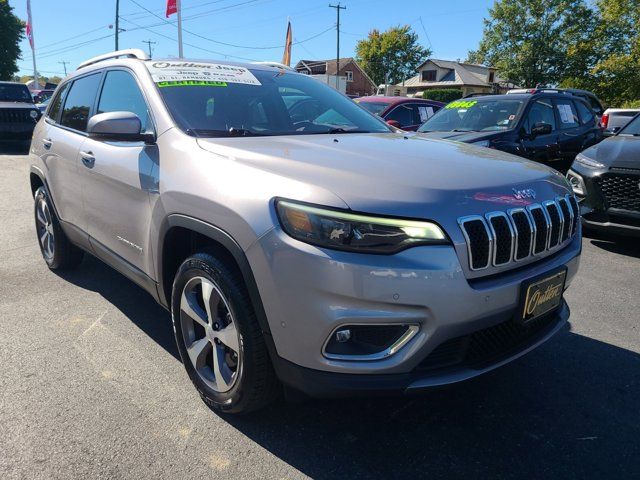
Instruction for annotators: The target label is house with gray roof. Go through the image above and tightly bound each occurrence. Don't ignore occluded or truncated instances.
[397,59,515,97]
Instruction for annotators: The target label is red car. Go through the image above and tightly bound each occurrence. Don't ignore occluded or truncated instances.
[356,96,444,131]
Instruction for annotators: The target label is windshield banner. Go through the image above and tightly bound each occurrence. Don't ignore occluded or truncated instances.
[445,100,477,109]
[147,61,262,86]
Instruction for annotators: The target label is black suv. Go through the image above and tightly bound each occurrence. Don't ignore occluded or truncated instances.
[0,81,42,151]
[417,91,603,172]
[567,112,640,237]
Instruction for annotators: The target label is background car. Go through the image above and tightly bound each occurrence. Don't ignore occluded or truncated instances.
[32,89,56,104]
[601,108,640,136]
[567,111,640,237]
[355,96,444,131]
[0,81,41,151]
[508,87,605,122]
[417,91,603,172]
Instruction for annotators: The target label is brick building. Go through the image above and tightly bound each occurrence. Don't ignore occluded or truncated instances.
[294,58,377,97]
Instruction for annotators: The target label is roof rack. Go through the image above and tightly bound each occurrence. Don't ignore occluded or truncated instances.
[77,49,150,70]
[463,92,496,98]
[506,87,568,95]
[250,61,295,71]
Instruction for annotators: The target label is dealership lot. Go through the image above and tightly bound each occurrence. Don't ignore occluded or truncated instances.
[0,154,639,479]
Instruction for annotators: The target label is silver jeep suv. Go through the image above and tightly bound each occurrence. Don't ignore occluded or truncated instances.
[29,50,581,413]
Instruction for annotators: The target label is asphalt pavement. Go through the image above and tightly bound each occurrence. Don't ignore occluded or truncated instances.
[1,153,639,479]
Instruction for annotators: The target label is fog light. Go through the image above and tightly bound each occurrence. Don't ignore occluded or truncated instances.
[323,324,419,361]
[335,329,351,343]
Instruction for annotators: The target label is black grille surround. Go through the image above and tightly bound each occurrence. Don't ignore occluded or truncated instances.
[458,195,577,272]
[595,173,640,213]
[0,108,37,123]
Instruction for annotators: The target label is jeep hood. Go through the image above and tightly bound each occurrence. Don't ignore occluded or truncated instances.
[197,133,569,220]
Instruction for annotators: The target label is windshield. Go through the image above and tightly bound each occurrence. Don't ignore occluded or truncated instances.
[619,113,640,136]
[357,101,390,116]
[151,63,390,137]
[0,84,33,103]
[418,98,524,132]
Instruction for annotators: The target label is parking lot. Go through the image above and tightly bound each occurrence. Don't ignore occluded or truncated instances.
[0,153,639,479]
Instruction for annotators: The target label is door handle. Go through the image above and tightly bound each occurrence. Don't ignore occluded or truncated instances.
[80,151,95,168]
[42,138,52,149]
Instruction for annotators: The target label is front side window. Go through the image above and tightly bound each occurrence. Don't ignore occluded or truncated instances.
[386,104,415,127]
[46,83,70,122]
[60,73,102,132]
[523,99,556,133]
[554,99,579,130]
[97,70,150,132]
[0,83,32,103]
[153,66,390,137]
[418,99,524,132]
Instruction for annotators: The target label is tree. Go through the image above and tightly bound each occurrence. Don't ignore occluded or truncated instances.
[355,25,430,86]
[466,0,595,87]
[0,0,25,80]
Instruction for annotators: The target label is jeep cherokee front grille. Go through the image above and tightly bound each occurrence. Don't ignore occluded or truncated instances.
[458,195,577,271]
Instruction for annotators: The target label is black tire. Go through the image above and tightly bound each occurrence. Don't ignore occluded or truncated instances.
[171,251,280,414]
[34,186,84,270]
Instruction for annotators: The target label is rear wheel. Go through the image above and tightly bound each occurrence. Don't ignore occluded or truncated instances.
[34,186,84,270]
[171,252,280,414]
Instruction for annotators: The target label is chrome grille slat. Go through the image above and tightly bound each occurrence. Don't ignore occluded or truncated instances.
[459,196,578,272]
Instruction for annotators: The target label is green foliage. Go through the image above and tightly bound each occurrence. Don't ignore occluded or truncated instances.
[422,89,462,103]
[0,0,24,80]
[467,0,595,87]
[621,99,640,108]
[355,25,431,86]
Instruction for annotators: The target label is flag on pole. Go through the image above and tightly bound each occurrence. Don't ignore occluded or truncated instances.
[166,0,177,17]
[281,21,292,66]
[26,0,35,49]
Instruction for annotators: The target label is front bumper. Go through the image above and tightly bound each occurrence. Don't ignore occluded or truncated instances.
[247,226,581,394]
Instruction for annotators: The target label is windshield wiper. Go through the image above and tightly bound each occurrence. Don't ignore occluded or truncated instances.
[451,129,478,132]
[186,128,268,138]
[325,127,372,134]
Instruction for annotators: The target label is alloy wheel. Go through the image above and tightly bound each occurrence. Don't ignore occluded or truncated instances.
[179,276,241,393]
[36,197,55,261]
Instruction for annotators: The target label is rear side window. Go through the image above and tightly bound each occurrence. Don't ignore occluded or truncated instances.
[97,70,150,132]
[553,99,579,129]
[60,73,102,132]
[588,97,603,116]
[46,83,70,122]
[575,100,594,125]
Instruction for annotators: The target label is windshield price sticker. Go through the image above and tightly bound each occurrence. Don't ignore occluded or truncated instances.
[157,80,228,88]
[446,100,477,109]
[147,61,262,86]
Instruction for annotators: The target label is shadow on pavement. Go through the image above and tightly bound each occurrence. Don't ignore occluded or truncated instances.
[55,253,640,478]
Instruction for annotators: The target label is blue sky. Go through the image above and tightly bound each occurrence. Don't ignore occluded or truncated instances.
[10,0,493,79]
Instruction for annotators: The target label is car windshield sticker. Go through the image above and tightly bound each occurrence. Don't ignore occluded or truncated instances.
[147,61,261,86]
[557,104,574,123]
[157,80,227,88]
[418,106,435,122]
[445,100,477,109]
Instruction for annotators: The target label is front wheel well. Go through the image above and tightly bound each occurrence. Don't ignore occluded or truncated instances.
[30,172,44,197]
[160,226,242,309]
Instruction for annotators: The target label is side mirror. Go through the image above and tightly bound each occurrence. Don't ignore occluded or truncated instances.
[87,111,155,143]
[386,119,401,128]
[530,122,552,138]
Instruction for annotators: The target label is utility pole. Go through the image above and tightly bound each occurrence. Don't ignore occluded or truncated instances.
[142,40,157,58]
[329,3,346,91]
[115,0,120,50]
[58,61,70,76]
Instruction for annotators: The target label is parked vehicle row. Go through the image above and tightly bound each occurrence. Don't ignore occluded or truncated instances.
[355,96,443,131]
[29,50,581,414]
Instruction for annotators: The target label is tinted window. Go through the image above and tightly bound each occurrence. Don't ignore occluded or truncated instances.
[588,96,603,115]
[97,70,150,131]
[46,83,70,122]
[386,104,415,127]
[575,100,594,125]
[0,83,32,103]
[419,99,523,132]
[155,68,389,136]
[60,73,101,132]
[358,101,390,116]
[553,99,579,130]
[524,99,556,132]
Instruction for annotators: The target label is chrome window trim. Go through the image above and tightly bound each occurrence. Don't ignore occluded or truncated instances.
[322,324,420,361]
[485,211,515,266]
[458,215,493,271]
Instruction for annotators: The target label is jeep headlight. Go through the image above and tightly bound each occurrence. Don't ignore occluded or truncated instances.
[566,170,586,196]
[574,153,604,169]
[276,200,447,253]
